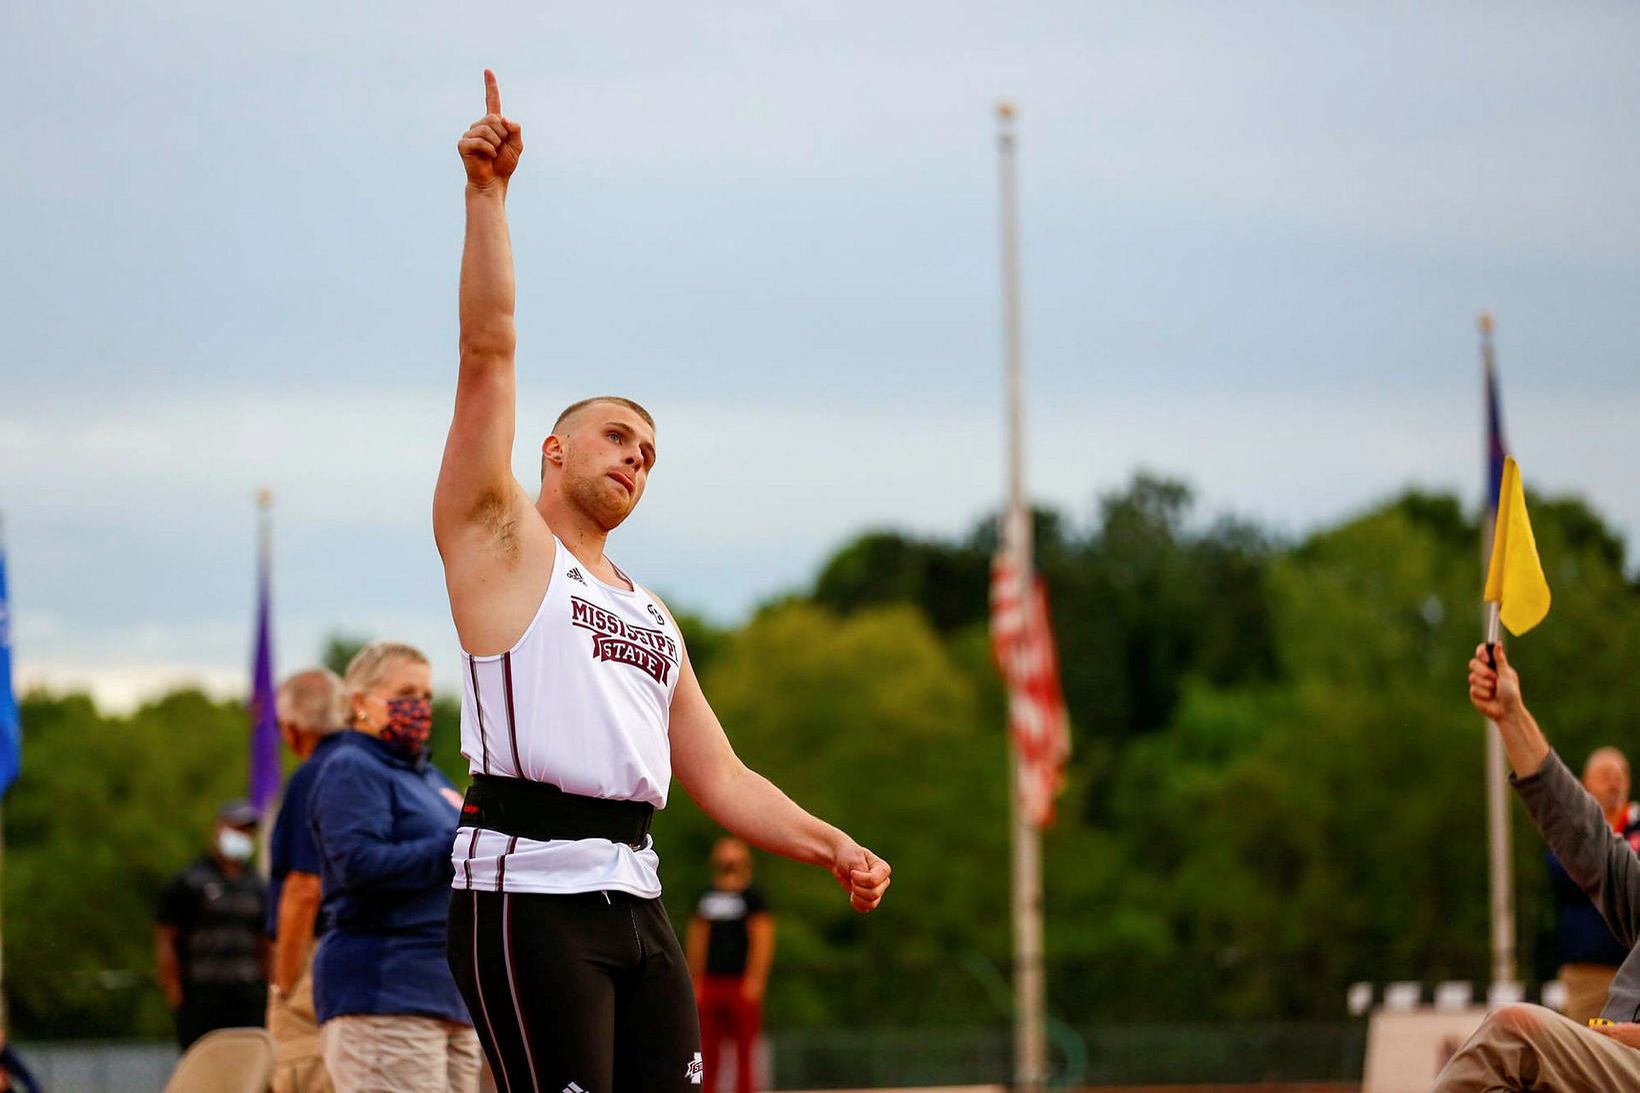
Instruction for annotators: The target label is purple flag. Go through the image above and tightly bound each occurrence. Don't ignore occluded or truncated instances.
[248,510,280,814]
[0,519,21,797]
[1484,329,1508,515]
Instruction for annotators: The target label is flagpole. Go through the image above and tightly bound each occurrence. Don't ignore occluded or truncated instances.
[1479,312,1517,996]
[997,100,1048,1090]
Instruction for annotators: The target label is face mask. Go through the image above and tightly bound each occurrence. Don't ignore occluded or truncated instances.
[380,696,432,760]
[217,828,255,863]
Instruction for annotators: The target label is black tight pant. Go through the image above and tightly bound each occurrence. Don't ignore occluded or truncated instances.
[447,889,702,1092]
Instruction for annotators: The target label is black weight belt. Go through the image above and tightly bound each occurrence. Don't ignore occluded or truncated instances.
[458,773,654,849]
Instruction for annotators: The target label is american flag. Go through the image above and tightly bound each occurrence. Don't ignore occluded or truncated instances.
[990,552,1071,828]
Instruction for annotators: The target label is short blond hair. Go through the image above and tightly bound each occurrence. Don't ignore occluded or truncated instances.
[276,668,346,735]
[553,396,654,434]
[342,641,430,726]
[541,396,656,480]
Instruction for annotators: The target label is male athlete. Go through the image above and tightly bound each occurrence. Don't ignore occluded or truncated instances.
[435,72,892,1091]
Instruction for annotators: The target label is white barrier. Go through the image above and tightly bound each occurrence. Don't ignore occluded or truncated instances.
[1362,1007,1488,1092]
[1354,980,1569,1093]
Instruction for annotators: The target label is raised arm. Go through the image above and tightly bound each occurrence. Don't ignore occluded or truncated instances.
[433,70,528,548]
[1468,642,1549,778]
[1472,643,1640,948]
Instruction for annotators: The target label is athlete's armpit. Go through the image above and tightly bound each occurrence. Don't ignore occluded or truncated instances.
[466,487,521,559]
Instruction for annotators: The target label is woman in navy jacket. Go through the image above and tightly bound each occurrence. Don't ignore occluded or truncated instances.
[309,641,477,1093]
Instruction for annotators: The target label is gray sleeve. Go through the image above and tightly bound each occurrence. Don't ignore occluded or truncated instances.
[1513,749,1640,950]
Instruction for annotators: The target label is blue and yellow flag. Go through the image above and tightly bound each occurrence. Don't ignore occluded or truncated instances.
[1483,457,1551,636]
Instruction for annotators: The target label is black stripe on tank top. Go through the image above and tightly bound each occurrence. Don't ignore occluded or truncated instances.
[462,826,480,889]
[501,652,522,774]
[467,655,490,774]
[494,834,517,893]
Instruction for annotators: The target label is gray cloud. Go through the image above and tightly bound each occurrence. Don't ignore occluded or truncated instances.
[3,0,1635,705]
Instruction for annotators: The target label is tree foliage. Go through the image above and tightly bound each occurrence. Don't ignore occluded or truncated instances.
[5,474,1639,1037]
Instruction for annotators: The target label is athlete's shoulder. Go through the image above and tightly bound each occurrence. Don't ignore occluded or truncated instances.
[435,479,548,562]
[639,587,684,637]
[444,504,557,655]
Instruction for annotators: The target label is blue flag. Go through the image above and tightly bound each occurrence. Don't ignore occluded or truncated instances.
[0,525,21,796]
[248,513,280,815]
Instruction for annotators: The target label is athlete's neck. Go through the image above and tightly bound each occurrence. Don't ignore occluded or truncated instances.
[538,494,630,590]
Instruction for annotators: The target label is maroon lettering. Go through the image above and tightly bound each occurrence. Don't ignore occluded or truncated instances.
[591,634,672,684]
[570,595,678,683]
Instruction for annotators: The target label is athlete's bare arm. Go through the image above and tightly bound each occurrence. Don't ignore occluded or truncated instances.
[665,627,892,913]
[433,70,554,655]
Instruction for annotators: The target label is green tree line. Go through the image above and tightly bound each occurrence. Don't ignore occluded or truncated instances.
[5,475,1638,1038]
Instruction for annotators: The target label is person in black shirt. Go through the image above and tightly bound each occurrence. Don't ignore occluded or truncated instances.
[154,800,269,1050]
[688,838,774,1093]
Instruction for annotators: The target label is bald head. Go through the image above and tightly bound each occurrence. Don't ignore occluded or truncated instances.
[1584,746,1631,816]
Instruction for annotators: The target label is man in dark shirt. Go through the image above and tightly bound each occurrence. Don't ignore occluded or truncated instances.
[1549,746,1640,1024]
[688,838,774,1093]
[267,667,348,1093]
[155,800,269,1050]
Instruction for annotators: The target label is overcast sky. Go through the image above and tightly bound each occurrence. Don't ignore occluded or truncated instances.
[3,2,1636,710]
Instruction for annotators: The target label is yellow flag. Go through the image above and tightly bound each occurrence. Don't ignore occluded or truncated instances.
[1483,456,1551,635]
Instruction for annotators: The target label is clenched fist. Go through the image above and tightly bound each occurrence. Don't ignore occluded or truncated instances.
[459,70,523,190]
[828,837,892,914]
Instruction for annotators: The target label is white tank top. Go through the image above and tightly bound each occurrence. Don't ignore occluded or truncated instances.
[449,535,682,897]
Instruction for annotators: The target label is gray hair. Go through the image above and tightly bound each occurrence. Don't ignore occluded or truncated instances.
[342,641,431,726]
[276,668,347,735]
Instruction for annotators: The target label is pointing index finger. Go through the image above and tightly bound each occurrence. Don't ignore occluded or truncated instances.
[484,69,501,116]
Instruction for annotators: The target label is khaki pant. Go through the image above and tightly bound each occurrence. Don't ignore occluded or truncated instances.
[1558,962,1619,1026]
[268,959,332,1093]
[1432,1002,1640,1090]
[322,1013,482,1093]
